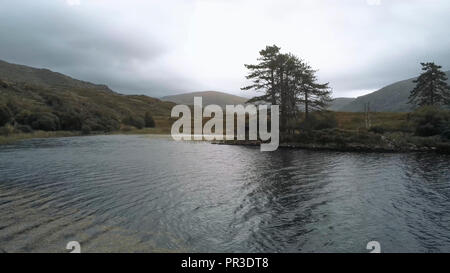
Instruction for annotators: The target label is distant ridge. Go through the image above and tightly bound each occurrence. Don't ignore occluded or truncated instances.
[0,59,112,92]
[328,97,355,111]
[338,71,450,112]
[162,91,248,107]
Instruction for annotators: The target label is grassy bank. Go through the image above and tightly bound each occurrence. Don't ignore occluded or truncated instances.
[0,130,82,145]
[334,112,409,131]
[2,110,449,154]
[0,116,173,145]
[213,109,450,153]
[0,128,172,145]
[215,129,450,153]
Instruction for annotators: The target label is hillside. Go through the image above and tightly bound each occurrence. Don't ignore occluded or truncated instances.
[339,71,450,112]
[162,91,248,107]
[328,97,355,111]
[0,60,113,92]
[0,60,175,133]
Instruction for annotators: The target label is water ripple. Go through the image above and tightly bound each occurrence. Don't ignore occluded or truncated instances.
[1,135,450,252]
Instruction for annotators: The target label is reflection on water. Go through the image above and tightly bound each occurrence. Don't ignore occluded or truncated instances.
[0,135,449,252]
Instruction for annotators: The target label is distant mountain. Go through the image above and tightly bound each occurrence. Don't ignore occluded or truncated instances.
[339,71,450,112]
[328,97,355,111]
[0,60,112,92]
[162,91,248,107]
[0,60,174,132]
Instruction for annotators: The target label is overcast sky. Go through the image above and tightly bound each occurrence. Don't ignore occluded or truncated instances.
[1,0,449,98]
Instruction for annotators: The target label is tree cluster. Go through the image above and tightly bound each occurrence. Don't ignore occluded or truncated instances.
[242,45,332,133]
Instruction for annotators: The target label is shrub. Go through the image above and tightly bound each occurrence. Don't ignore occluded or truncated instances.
[410,106,450,137]
[0,104,12,126]
[16,124,34,133]
[0,79,9,88]
[43,94,63,107]
[441,125,450,141]
[82,116,120,132]
[94,115,120,132]
[81,124,91,135]
[14,110,32,125]
[298,115,318,131]
[313,111,338,130]
[6,100,20,116]
[29,112,61,131]
[123,116,145,129]
[0,124,14,136]
[298,111,338,131]
[145,112,155,128]
[121,125,134,132]
[100,117,120,132]
[57,111,83,130]
[369,126,385,134]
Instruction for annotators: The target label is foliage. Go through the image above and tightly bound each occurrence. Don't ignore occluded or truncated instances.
[0,104,12,126]
[297,115,318,131]
[242,45,331,132]
[145,111,156,128]
[0,79,10,88]
[410,106,450,137]
[409,62,450,106]
[312,111,338,130]
[14,110,32,125]
[441,127,450,141]
[81,124,91,135]
[58,110,83,130]
[123,116,145,129]
[28,112,61,131]
[293,128,384,146]
[16,124,34,133]
[0,81,171,133]
[0,124,14,136]
[0,60,176,135]
[83,116,120,132]
[369,126,385,134]
[120,125,135,132]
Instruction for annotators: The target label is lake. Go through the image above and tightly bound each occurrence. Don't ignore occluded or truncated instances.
[0,135,450,252]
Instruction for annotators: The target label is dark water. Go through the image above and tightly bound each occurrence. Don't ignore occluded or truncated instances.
[0,135,450,253]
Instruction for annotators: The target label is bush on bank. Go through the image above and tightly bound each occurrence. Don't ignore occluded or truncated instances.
[410,106,450,137]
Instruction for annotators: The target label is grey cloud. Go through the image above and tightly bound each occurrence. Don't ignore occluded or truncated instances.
[0,0,198,97]
[1,0,449,98]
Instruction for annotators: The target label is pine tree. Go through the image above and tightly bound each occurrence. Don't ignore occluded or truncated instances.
[295,63,331,120]
[242,45,332,132]
[409,62,450,106]
[242,45,281,105]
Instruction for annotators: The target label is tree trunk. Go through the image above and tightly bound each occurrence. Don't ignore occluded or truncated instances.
[304,91,309,120]
[270,70,276,104]
[280,86,287,133]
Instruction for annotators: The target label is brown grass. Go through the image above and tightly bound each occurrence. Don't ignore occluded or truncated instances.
[334,112,410,131]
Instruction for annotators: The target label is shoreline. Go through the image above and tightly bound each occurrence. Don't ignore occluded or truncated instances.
[0,128,171,145]
[2,130,449,155]
[211,139,450,154]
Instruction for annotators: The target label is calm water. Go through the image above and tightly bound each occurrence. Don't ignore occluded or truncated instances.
[0,135,449,253]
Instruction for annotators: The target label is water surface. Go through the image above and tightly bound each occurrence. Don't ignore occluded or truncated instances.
[0,135,449,252]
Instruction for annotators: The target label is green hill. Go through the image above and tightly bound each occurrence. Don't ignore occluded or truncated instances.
[0,60,175,133]
[339,71,450,112]
[162,91,248,107]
